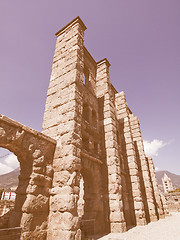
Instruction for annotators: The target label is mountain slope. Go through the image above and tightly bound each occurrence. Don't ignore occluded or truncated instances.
[0,168,20,190]
[156,171,180,189]
[0,169,179,191]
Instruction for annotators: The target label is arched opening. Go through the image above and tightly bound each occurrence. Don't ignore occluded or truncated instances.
[0,144,34,230]
[77,174,84,219]
[82,103,90,123]
[0,148,20,227]
[83,73,86,84]
[82,136,89,152]
[78,170,96,238]
[83,67,89,85]
[77,161,106,238]
[0,148,19,177]
[92,110,97,128]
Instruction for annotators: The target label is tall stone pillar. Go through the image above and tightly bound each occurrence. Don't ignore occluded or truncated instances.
[129,115,157,222]
[96,59,126,233]
[115,92,146,225]
[147,156,165,218]
[42,17,86,240]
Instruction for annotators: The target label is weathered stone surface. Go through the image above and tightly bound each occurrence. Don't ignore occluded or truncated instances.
[33,156,45,167]
[50,186,73,195]
[22,194,48,213]
[20,213,34,231]
[47,230,75,240]
[22,230,47,240]
[111,222,126,233]
[0,115,56,237]
[53,154,81,172]
[110,211,124,222]
[29,173,51,187]
[53,170,71,187]
[50,194,76,212]
[48,211,79,231]
[0,16,166,240]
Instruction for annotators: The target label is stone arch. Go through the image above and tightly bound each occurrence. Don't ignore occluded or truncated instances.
[0,115,56,240]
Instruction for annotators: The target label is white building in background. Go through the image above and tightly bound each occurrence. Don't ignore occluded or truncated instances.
[1,191,16,201]
[162,173,174,193]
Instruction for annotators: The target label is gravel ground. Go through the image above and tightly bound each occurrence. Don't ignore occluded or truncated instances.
[97,212,180,240]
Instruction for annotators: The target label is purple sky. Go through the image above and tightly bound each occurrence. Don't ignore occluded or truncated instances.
[0,0,180,175]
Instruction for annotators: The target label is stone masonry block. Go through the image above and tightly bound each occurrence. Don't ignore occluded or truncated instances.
[53,155,81,172]
[110,222,126,233]
[110,211,124,222]
[53,171,71,187]
[50,194,77,212]
[22,194,49,213]
[48,211,78,231]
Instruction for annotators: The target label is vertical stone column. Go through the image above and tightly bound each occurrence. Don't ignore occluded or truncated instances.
[20,144,54,240]
[129,115,157,222]
[115,92,146,225]
[42,17,86,240]
[147,157,165,218]
[96,59,126,233]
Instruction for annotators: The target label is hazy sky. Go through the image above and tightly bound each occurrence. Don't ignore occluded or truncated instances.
[0,0,179,175]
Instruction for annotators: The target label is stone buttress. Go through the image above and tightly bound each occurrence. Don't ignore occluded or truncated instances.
[129,115,157,222]
[43,17,85,239]
[96,59,126,232]
[147,156,166,218]
[115,92,147,225]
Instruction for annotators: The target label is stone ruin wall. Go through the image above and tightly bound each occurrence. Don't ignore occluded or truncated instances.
[0,16,168,240]
[42,16,167,239]
[0,115,56,239]
[165,192,180,212]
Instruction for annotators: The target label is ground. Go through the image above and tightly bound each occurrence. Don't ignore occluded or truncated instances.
[97,212,180,240]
